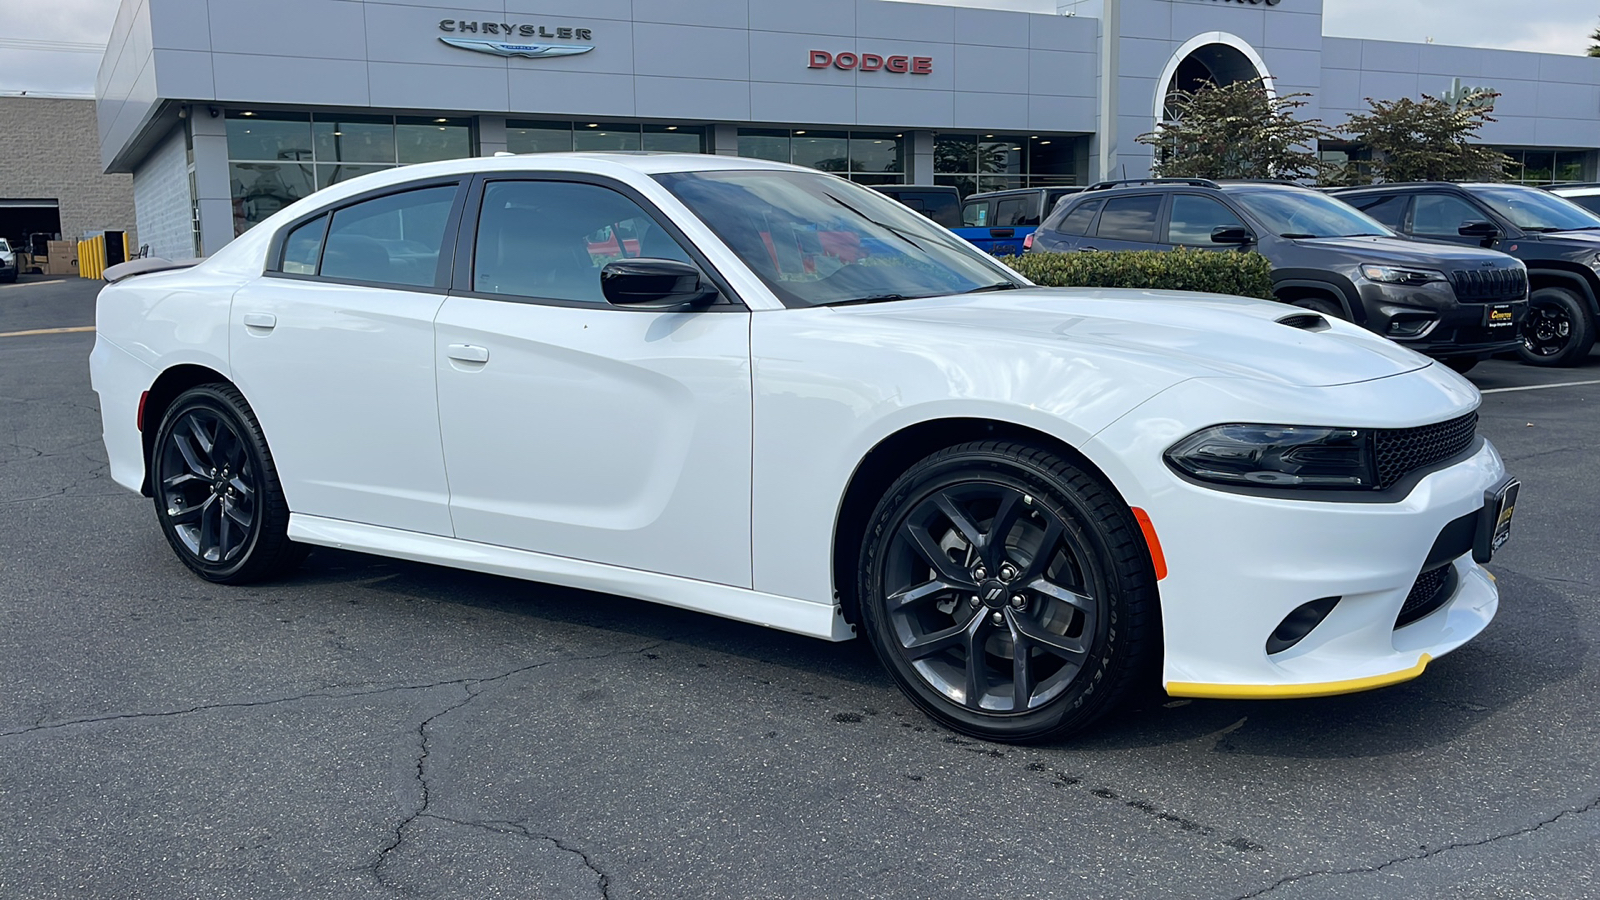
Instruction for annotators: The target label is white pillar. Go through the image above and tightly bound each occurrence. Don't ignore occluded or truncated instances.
[478,115,508,156]
[910,130,935,184]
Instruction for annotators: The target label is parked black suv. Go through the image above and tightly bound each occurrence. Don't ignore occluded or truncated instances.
[1030,179,1528,369]
[1329,182,1600,366]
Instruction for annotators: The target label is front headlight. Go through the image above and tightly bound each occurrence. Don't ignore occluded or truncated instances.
[1360,264,1446,285]
[1165,424,1377,489]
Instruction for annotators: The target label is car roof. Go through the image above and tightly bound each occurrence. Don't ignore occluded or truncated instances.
[964,188,1050,201]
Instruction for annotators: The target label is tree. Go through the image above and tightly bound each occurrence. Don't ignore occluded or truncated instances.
[1136,78,1332,181]
[1339,93,1512,184]
[1588,19,1600,57]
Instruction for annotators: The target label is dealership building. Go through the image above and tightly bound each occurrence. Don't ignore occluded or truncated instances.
[96,0,1600,259]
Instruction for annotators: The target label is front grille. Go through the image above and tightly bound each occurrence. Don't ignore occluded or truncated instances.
[1450,267,1527,303]
[1397,564,1456,627]
[1374,412,1478,490]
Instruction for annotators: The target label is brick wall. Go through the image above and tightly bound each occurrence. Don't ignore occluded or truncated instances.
[0,97,137,249]
[133,125,195,260]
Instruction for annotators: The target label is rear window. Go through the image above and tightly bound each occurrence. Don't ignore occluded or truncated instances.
[1095,195,1163,242]
[961,200,989,227]
[994,196,1037,227]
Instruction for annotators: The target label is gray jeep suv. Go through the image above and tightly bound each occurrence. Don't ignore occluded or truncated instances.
[1029,179,1528,370]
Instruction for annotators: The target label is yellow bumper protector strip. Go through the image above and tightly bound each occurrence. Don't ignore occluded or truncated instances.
[1165,654,1432,700]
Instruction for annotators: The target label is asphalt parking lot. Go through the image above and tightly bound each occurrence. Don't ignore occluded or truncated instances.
[1,275,1596,899]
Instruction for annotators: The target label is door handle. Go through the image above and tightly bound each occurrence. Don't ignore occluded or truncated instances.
[1079,246,1099,253]
[242,313,276,331]
[446,343,489,363]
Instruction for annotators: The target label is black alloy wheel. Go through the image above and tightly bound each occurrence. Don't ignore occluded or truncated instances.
[1517,286,1595,368]
[152,384,302,584]
[859,441,1157,741]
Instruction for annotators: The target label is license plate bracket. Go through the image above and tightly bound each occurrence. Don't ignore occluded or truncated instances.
[1474,477,1520,564]
[1485,304,1516,329]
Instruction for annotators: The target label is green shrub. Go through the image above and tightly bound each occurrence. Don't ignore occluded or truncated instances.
[1003,248,1275,301]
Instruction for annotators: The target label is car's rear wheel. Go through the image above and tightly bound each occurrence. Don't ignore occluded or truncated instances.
[858,441,1157,742]
[151,384,302,584]
[1517,286,1595,367]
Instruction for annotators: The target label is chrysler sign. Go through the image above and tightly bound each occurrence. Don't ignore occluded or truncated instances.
[439,20,595,58]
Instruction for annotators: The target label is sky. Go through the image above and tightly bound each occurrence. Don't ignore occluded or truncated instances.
[0,0,1596,97]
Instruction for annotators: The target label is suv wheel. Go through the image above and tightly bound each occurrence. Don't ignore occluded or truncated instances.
[1289,296,1345,320]
[1518,286,1595,367]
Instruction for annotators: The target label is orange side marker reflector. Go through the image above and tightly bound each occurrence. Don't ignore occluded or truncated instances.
[1130,507,1167,580]
[137,391,148,432]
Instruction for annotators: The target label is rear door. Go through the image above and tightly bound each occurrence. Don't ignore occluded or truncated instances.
[1031,198,1102,253]
[988,195,1034,256]
[1083,193,1167,252]
[228,179,464,536]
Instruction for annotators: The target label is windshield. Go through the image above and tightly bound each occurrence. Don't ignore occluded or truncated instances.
[1230,190,1396,239]
[1474,186,1600,233]
[655,170,1021,307]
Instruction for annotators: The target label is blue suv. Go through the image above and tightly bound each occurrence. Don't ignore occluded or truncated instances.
[955,187,1084,256]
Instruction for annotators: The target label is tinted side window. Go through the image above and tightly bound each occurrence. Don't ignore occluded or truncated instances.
[1166,195,1246,245]
[1352,194,1409,230]
[473,180,691,304]
[919,193,960,228]
[995,197,1035,227]
[1412,194,1484,237]
[1095,195,1163,242]
[320,185,457,287]
[1051,200,1103,236]
[280,214,327,274]
[961,200,989,227]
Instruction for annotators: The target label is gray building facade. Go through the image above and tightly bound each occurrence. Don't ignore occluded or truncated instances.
[96,0,1600,258]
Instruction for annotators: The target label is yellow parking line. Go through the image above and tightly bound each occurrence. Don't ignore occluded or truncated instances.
[0,325,96,338]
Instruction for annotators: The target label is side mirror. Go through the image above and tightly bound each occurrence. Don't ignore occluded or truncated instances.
[1458,220,1500,243]
[1211,225,1255,245]
[600,258,718,310]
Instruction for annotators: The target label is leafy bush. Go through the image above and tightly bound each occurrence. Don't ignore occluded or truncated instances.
[1003,248,1276,301]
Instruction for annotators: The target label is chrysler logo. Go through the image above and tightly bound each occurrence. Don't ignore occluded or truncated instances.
[440,38,593,58]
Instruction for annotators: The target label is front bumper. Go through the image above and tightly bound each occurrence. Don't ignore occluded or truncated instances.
[1084,368,1504,697]
[1354,279,1525,358]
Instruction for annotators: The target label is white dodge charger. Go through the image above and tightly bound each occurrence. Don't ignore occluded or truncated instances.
[91,153,1518,740]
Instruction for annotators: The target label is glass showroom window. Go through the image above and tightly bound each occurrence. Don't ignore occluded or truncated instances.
[933,133,1080,198]
[226,111,473,235]
[734,129,905,184]
[505,121,707,154]
[1494,148,1594,185]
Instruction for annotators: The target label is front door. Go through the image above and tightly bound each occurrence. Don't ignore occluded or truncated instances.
[434,177,754,587]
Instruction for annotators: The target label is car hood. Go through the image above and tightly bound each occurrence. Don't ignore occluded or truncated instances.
[1292,235,1512,266]
[1536,229,1600,248]
[829,288,1432,388]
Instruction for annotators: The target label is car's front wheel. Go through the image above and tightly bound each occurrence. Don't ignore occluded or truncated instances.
[1518,286,1595,367]
[151,384,302,583]
[858,441,1157,741]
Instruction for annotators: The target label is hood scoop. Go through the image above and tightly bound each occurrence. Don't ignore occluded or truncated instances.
[1276,311,1331,332]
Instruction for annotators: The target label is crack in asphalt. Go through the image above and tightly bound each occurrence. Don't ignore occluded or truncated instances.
[1232,793,1600,899]
[0,643,663,740]
[352,644,658,894]
[421,816,613,900]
